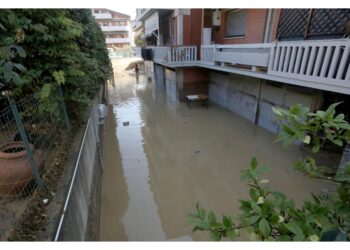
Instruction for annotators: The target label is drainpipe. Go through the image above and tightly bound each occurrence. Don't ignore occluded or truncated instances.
[304,9,314,40]
[263,9,274,43]
[178,12,183,45]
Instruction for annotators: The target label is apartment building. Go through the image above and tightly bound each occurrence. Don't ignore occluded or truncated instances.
[133,9,350,134]
[92,8,131,48]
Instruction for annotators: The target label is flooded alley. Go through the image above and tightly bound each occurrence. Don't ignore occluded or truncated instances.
[100,58,333,241]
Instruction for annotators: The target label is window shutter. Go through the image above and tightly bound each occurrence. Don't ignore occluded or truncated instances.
[226,10,247,37]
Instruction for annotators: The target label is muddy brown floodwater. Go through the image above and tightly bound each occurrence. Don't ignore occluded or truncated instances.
[100,58,334,241]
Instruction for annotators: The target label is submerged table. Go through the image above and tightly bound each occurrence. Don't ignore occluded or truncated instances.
[186,94,208,109]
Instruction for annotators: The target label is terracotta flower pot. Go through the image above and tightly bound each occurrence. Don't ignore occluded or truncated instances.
[0,141,44,198]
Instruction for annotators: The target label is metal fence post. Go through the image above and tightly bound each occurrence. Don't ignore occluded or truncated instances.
[7,96,45,192]
[92,117,104,174]
[58,86,71,130]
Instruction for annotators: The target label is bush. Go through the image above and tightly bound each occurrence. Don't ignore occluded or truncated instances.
[0,9,112,120]
[190,103,350,241]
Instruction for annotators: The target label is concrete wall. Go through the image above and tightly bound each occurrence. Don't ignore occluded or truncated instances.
[165,68,177,101]
[154,64,165,88]
[209,73,259,123]
[57,99,104,241]
[145,61,154,80]
[258,82,323,133]
[208,72,323,134]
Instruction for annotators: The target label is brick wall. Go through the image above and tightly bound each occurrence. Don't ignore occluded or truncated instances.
[183,15,191,45]
[181,68,209,100]
[213,9,268,44]
[190,9,203,46]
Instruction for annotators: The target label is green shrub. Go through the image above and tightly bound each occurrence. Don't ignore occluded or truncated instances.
[0,9,112,121]
[190,103,350,241]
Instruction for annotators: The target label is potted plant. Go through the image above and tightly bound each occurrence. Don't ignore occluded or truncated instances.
[0,141,44,198]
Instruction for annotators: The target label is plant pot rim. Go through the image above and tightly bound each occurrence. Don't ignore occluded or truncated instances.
[0,141,33,159]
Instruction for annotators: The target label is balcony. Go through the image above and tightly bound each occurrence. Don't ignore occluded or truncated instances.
[201,44,271,70]
[101,26,128,32]
[152,46,198,66]
[105,38,130,44]
[144,39,350,94]
[93,13,112,19]
[200,40,350,94]
[268,39,350,89]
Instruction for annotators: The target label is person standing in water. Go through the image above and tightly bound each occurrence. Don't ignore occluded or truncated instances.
[135,63,139,77]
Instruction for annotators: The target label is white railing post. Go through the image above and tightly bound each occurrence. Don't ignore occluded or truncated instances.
[194,46,197,61]
[268,42,277,72]
[267,39,350,88]
[336,46,350,80]
[168,48,171,63]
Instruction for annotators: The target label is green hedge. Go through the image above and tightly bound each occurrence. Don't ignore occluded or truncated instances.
[0,9,112,120]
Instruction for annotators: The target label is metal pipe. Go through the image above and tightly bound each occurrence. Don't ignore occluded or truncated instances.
[54,115,91,241]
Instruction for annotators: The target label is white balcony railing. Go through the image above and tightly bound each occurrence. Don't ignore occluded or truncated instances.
[105,38,130,44]
[101,26,128,32]
[201,45,215,64]
[93,13,112,19]
[149,39,350,93]
[152,46,197,64]
[213,43,272,69]
[268,39,350,86]
[169,46,197,63]
[152,47,170,62]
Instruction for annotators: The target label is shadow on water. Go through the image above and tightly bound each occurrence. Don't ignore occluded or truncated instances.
[100,104,129,240]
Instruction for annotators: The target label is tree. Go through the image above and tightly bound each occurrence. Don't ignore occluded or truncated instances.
[0,9,112,120]
[190,103,350,241]
[134,34,144,47]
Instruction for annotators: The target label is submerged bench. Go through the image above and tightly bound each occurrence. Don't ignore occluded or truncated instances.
[186,94,208,109]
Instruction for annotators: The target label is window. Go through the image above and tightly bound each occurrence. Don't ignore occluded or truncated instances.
[225,9,247,37]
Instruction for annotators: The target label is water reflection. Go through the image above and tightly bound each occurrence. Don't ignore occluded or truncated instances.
[113,80,166,241]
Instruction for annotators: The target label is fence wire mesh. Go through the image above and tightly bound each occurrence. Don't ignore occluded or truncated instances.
[0,92,67,240]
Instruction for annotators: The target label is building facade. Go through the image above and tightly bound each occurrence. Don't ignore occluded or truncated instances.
[92,8,131,48]
[133,9,350,134]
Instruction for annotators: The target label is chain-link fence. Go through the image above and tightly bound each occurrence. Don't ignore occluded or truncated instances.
[52,89,106,241]
[0,89,68,240]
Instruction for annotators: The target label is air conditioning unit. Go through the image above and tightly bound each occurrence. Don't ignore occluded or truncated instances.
[212,9,221,26]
